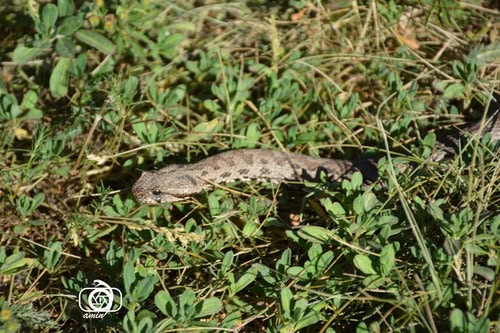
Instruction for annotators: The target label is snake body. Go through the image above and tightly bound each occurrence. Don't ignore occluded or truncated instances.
[132,115,499,204]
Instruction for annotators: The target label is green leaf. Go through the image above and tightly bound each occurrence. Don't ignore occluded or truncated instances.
[12,45,45,64]
[122,261,135,294]
[443,83,465,99]
[230,267,257,294]
[315,251,334,274]
[353,254,377,275]
[23,108,43,120]
[112,194,125,215]
[280,287,293,319]
[220,251,234,275]
[58,0,75,16]
[351,172,363,189]
[474,316,490,333]
[55,37,75,57]
[204,99,222,113]
[41,4,58,33]
[15,193,45,217]
[121,76,139,97]
[21,90,38,109]
[423,133,436,148]
[450,308,466,332]
[293,298,307,321]
[72,53,87,78]
[57,15,83,36]
[307,243,322,261]
[221,311,242,327]
[50,57,72,98]
[194,297,222,318]
[155,290,176,317]
[473,265,495,281]
[179,289,196,319]
[128,38,147,59]
[132,275,157,302]
[43,242,62,272]
[378,215,398,226]
[356,322,370,333]
[245,123,261,147]
[443,238,461,257]
[137,317,153,333]
[379,244,395,275]
[159,33,184,50]
[286,266,305,279]
[123,311,137,333]
[450,309,489,333]
[74,30,115,55]
[159,33,184,58]
[353,195,363,215]
[0,252,31,276]
[242,221,260,237]
[276,248,291,270]
[185,118,222,141]
[295,308,321,330]
[362,192,377,212]
[16,195,30,216]
[324,199,346,216]
[428,201,445,222]
[131,120,147,142]
[297,226,332,244]
[253,263,276,284]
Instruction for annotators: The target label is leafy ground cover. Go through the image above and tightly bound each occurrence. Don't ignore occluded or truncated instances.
[0,0,498,332]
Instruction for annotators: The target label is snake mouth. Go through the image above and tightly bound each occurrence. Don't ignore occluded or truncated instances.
[155,194,187,204]
[134,191,191,204]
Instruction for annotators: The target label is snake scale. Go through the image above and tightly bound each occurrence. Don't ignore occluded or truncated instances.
[132,114,499,204]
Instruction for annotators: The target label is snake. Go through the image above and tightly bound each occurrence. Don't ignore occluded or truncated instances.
[132,114,499,204]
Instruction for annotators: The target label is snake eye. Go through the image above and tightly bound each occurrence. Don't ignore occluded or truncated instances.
[152,190,162,196]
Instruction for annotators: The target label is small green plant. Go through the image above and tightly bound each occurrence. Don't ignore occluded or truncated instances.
[149,289,222,330]
[15,193,45,218]
[0,249,33,277]
[42,241,63,273]
[0,297,56,332]
[449,308,490,333]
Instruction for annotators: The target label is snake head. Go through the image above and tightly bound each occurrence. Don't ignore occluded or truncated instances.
[132,167,205,204]
[132,183,186,204]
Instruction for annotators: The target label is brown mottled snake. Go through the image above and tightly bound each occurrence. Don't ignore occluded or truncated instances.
[132,115,499,204]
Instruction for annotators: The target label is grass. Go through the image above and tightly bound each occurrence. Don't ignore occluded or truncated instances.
[0,0,499,332]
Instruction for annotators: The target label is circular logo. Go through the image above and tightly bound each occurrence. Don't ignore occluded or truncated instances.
[86,280,114,312]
